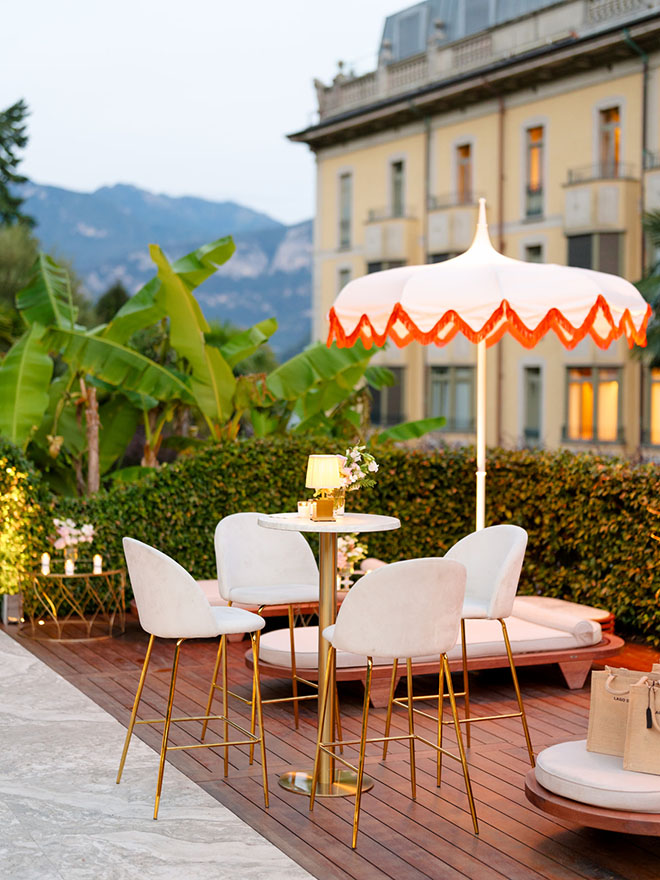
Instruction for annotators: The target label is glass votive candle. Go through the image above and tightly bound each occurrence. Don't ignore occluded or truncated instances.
[41,552,50,575]
[93,554,103,574]
[297,500,310,518]
[64,558,75,576]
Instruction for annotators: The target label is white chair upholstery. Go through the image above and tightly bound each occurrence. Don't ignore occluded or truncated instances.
[445,524,528,619]
[118,538,269,818]
[216,512,319,605]
[311,557,478,849]
[209,512,321,737]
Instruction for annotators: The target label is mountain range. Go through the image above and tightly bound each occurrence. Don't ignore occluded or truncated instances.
[23,183,313,358]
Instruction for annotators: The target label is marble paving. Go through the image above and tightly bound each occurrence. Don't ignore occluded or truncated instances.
[0,631,313,880]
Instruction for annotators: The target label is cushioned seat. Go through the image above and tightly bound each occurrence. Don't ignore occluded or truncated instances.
[535,740,660,812]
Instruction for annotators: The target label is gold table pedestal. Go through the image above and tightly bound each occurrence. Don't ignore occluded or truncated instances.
[278,769,374,797]
[258,513,400,799]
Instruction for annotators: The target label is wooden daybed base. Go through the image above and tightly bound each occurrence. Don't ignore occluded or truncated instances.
[246,632,624,707]
[524,770,660,835]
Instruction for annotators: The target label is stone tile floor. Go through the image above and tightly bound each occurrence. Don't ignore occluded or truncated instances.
[0,630,312,880]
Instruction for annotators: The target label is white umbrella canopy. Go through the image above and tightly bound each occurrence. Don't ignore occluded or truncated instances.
[328,199,651,530]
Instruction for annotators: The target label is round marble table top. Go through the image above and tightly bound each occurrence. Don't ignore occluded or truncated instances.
[257,511,400,535]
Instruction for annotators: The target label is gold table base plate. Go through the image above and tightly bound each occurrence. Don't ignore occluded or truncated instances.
[278,769,374,798]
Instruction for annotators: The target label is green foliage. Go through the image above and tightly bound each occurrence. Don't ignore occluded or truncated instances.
[94,282,129,325]
[0,438,50,594]
[41,438,660,640]
[0,324,53,446]
[0,99,33,227]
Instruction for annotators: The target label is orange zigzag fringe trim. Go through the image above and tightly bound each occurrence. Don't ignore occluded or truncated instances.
[327,298,652,351]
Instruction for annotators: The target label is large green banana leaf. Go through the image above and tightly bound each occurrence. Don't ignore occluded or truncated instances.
[43,326,194,403]
[374,417,446,442]
[150,245,235,423]
[218,318,278,368]
[0,325,53,446]
[103,237,236,344]
[98,395,141,474]
[16,254,77,329]
[266,341,373,401]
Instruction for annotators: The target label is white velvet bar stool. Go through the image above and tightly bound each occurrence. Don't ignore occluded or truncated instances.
[310,557,479,850]
[203,512,327,754]
[116,538,269,819]
[383,525,534,771]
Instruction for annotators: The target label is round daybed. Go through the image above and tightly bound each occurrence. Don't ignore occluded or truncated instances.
[525,739,660,835]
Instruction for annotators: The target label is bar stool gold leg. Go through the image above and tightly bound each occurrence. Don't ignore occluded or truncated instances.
[500,618,535,767]
[444,653,479,835]
[437,655,444,787]
[249,605,265,764]
[461,619,471,748]
[310,648,334,811]
[222,633,229,777]
[201,636,223,742]
[352,657,373,849]
[154,638,185,820]
[406,658,416,800]
[117,633,154,784]
[251,632,269,807]
[334,683,343,754]
[382,658,398,760]
[288,605,300,729]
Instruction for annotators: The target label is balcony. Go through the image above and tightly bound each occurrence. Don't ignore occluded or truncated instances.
[525,186,544,219]
[427,194,479,256]
[364,207,418,263]
[564,166,640,233]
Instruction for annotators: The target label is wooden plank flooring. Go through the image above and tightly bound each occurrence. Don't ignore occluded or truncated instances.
[6,618,660,880]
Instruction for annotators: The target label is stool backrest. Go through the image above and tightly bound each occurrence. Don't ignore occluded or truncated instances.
[215,512,319,601]
[330,558,466,659]
[444,524,528,619]
[123,538,220,639]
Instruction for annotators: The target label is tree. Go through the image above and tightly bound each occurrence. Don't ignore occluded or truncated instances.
[95,281,129,325]
[0,99,34,227]
[636,211,660,367]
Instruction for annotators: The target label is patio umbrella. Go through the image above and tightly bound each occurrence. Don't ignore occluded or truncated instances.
[328,199,652,530]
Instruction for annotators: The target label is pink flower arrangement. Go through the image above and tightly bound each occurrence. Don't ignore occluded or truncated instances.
[52,518,95,550]
[337,445,379,490]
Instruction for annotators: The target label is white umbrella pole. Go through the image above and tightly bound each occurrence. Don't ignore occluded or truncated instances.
[475,339,487,532]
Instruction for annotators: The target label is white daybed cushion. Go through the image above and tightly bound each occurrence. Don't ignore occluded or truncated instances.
[257,613,602,670]
[511,597,602,646]
[535,740,660,812]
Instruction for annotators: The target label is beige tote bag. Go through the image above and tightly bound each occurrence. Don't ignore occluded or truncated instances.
[586,667,649,756]
[623,681,660,775]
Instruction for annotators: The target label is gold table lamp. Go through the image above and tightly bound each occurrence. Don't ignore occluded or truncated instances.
[306,455,343,522]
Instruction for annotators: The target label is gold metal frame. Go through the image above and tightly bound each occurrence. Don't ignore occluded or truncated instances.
[311,648,479,849]
[382,618,535,768]
[116,632,268,819]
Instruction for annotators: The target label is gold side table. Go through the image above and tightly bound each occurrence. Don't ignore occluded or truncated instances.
[258,511,400,797]
[18,568,126,641]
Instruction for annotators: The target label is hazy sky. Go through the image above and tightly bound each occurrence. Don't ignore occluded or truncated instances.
[2,0,406,226]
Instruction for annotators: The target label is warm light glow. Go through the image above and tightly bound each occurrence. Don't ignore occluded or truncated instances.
[568,373,594,440]
[93,554,103,574]
[64,558,75,576]
[597,373,619,442]
[651,369,660,445]
[41,552,50,575]
[306,455,343,490]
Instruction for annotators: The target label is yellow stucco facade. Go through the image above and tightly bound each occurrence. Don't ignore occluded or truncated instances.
[297,5,660,456]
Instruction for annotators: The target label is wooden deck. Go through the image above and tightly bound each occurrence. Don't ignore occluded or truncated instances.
[7,617,660,880]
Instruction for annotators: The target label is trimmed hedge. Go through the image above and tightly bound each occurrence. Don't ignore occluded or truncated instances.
[38,436,660,641]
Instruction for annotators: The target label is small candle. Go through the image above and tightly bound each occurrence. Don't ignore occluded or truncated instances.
[93,554,103,574]
[297,501,310,518]
[41,552,50,575]
[64,558,75,576]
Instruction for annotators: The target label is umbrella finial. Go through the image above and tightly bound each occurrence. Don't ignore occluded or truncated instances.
[467,197,497,256]
[478,197,487,228]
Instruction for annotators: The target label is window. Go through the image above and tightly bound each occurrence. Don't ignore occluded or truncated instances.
[391,160,405,218]
[456,144,472,205]
[338,173,352,248]
[371,366,404,427]
[367,260,405,273]
[429,252,459,263]
[338,267,351,292]
[526,126,544,217]
[599,107,620,178]
[567,233,621,275]
[524,244,543,263]
[523,367,542,445]
[565,367,621,443]
[428,366,474,432]
[643,367,660,446]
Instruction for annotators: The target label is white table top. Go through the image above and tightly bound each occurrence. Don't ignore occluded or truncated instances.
[257,511,400,535]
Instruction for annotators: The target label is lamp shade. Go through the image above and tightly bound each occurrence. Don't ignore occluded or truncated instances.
[306,455,343,490]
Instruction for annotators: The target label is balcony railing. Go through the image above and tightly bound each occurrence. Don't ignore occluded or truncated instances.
[644,151,660,171]
[566,162,635,183]
[561,425,625,444]
[366,206,414,222]
[525,186,544,218]
[428,192,479,211]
